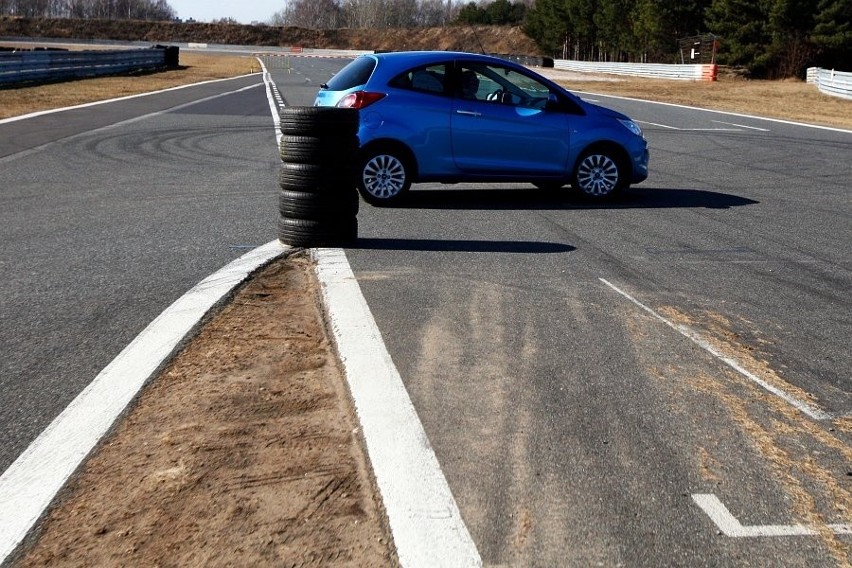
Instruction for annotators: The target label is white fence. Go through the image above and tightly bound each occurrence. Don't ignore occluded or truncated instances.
[807,67,852,100]
[0,47,175,86]
[554,59,718,81]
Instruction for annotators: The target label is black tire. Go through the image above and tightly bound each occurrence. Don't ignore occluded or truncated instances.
[279,189,359,219]
[572,148,626,199]
[280,134,359,165]
[279,162,356,192]
[279,107,359,137]
[356,147,412,206]
[278,216,358,248]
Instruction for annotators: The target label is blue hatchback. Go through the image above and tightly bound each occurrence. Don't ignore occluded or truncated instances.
[315,51,649,205]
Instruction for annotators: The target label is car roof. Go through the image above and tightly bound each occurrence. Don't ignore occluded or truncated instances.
[364,51,530,80]
[372,50,510,64]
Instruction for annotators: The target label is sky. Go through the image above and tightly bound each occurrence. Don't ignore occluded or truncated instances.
[168,0,284,25]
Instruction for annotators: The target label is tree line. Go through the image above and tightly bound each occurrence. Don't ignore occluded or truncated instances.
[275,0,848,77]
[2,0,847,77]
[524,0,849,77]
[0,0,174,20]
[270,0,463,29]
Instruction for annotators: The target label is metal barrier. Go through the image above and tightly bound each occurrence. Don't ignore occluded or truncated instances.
[554,59,717,81]
[0,47,176,86]
[807,67,852,100]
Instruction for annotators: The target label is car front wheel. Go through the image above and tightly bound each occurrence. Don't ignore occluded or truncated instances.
[572,150,624,198]
[358,149,411,205]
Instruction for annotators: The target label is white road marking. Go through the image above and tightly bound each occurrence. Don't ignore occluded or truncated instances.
[313,248,482,568]
[258,57,283,147]
[712,120,771,131]
[0,241,288,564]
[693,494,852,537]
[576,90,852,134]
[0,74,257,126]
[637,120,680,129]
[599,278,832,421]
[636,120,740,131]
[268,66,478,564]
[0,83,265,166]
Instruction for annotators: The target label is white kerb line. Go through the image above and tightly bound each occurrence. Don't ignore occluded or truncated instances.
[313,247,481,568]
[0,241,288,564]
[599,278,832,421]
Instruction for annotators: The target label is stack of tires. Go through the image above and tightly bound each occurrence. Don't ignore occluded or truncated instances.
[278,107,360,247]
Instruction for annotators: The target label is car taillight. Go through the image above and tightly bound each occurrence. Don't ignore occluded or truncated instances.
[336,91,386,109]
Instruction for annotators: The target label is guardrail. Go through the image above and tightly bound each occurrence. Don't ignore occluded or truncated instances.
[0,46,177,86]
[554,59,717,81]
[807,67,852,100]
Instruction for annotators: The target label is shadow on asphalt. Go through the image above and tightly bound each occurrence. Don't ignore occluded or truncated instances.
[349,238,575,254]
[384,187,759,210]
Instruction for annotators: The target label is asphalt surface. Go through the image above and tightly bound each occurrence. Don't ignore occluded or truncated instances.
[1,54,850,566]
[0,73,279,473]
[272,61,852,565]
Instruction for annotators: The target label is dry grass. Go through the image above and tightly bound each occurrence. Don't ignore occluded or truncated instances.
[542,69,852,129]
[1,52,850,130]
[0,53,257,120]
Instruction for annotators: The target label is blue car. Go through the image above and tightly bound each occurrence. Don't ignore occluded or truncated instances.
[315,51,649,205]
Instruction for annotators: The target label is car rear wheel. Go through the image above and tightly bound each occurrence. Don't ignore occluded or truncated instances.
[358,149,411,205]
[572,150,624,198]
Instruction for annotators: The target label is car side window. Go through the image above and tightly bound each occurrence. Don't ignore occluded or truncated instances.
[457,62,554,109]
[390,64,448,95]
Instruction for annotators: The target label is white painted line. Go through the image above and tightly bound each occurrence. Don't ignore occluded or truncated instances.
[574,90,852,134]
[637,120,681,130]
[693,494,852,537]
[257,57,283,148]
[0,241,288,564]
[313,248,481,568]
[0,74,258,125]
[0,83,265,166]
[636,121,740,132]
[599,278,832,421]
[712,120,771,132]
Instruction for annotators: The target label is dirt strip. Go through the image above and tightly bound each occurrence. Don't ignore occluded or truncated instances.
[11,251,398,567]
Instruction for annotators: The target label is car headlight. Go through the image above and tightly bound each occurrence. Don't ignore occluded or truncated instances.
[619,119,643,138]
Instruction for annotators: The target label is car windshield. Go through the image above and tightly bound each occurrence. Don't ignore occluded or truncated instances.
[326,56,376,91]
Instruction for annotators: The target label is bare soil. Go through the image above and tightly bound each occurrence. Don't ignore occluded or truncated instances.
[11,253,398,567]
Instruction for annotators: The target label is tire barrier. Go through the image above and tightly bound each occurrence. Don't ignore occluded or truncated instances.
[278,107,360,247]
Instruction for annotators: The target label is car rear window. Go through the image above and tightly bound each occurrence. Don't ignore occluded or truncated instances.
[326,57,377,91]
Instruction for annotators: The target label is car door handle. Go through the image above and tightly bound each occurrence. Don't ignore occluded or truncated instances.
[456,110,481,117]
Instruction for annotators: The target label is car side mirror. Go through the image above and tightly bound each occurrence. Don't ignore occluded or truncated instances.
[544,93,562,112]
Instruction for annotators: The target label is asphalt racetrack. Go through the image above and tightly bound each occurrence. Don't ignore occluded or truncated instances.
[1,55,850,566]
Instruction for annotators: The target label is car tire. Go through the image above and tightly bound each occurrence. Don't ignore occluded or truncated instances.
[280,135,359,165]
[279,189,359,220]
[278,216,358,248]
[572,149,625,199]
[279,162,355,192]
[279,107,359,137]
[357,148,412,206]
